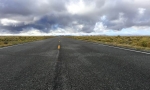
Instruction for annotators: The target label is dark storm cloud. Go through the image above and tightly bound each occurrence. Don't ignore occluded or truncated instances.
[0,0,150,34]
[95,0,150,30]
[0,0,66,16]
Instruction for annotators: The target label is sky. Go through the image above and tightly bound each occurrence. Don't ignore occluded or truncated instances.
[0,0,150,36]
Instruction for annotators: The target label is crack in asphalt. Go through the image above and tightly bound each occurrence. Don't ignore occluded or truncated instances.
[53,50,63,90]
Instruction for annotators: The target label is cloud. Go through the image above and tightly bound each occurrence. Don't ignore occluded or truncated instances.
[0,0,150,35]
[66,0,96,15]
[0,18,20,26]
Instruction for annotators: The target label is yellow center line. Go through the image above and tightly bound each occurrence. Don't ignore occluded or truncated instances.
[58,45,60,50]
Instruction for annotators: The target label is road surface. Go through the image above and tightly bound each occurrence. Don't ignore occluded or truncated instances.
[0,37,150,90]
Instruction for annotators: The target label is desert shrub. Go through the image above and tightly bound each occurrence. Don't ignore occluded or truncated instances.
[0,36,53,47]
[3,41,8,44]
[139,41,147,47]
[137,37,148,47]
[147,42,150,48]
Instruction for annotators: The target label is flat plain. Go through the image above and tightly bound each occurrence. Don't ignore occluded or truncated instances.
[0,37,150,90]
[70,36,150,51]
[0,36,53,47]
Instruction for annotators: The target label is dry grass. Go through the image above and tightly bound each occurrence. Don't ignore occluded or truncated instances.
[69,36,150,51]
[0,36,53,47]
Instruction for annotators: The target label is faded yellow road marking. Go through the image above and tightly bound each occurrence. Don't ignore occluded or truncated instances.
[58,45,60,50]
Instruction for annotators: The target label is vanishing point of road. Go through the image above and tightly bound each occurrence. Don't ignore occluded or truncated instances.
[0,37,150,90]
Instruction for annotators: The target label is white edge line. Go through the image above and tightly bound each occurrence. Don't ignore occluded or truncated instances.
[79,39,150,55]
[0,43,29,49]
[101,44,150,55]
[0,40,38,49]
[0,38,53,49]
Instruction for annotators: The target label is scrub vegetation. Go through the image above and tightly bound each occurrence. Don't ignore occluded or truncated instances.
[70,36,150,51]
[0,36,53,47]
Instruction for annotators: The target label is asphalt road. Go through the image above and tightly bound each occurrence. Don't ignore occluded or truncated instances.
[0,37,150,90]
